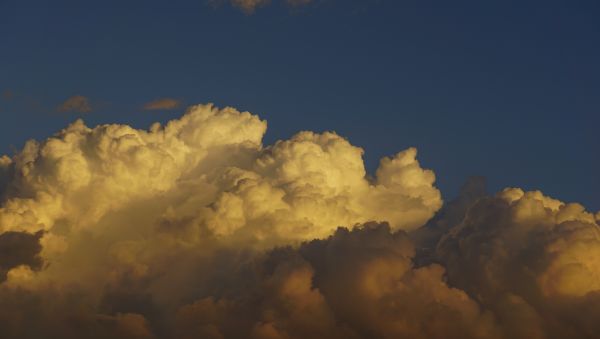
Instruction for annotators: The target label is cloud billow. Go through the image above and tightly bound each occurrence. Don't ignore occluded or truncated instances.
[0,103,597,338]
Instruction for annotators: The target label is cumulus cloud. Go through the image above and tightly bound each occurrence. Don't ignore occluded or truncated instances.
[425,188,600,338]
[56,95,92,113]
[142,98,181,111]
[0,103,598,338]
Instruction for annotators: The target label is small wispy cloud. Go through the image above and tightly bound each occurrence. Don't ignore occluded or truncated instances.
[143,98,181,110]
[56,95,92,113]
[1,90,14,101]
[209,0,313,14]
[233,0,271,13]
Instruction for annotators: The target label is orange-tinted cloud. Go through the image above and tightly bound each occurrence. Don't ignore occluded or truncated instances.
[232,0,270,13]
[210,0,312,14]
[142,98,181,110]
[56,95,92,113]
[1,90,14,101]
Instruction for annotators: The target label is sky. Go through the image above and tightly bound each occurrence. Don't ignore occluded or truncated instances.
[1,0,598,209]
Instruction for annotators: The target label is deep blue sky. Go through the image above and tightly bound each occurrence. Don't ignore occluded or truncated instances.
[1,0,598,210]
